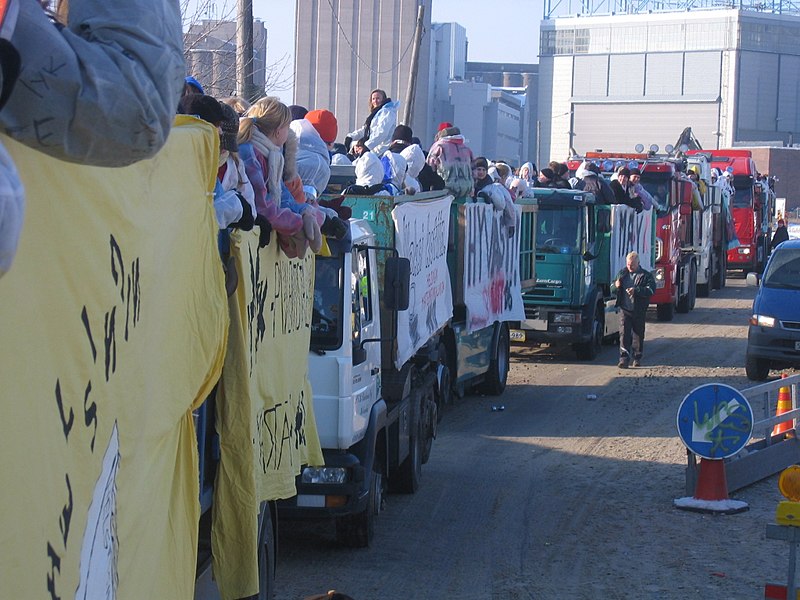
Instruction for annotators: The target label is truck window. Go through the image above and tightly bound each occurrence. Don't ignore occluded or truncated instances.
[641,175,671,217]
[311,257,344,351]
[536,203,582,253]
[351,248,372,360]
[731,186,752,209]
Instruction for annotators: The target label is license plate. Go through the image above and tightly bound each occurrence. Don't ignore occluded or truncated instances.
[509,329,526,342]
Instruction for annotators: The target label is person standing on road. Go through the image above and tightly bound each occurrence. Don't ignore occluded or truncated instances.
[613,251,655,368]
[771,218,790,250]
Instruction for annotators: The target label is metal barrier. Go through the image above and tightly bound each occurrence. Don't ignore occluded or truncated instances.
[685,374,800,495]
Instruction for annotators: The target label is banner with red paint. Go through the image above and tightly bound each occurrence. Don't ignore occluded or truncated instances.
[462,203,524,333]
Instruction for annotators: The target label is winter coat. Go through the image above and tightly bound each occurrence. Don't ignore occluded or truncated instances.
[426,134,474,198]
[772,225,790,249]
[612,266,655,313]
[291,118,331,199]
[1,0,184,166]
[399,143,426,193]
[610,180,644,212]
[215,153,256,229]
[347,99,400,156]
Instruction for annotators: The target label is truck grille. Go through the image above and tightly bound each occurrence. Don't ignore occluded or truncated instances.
[528,288,556,298]
[524,306,541,319]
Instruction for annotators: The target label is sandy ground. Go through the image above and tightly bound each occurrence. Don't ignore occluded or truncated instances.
[275,276,797,600]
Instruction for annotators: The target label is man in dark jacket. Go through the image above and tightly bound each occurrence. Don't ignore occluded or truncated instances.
[771,219,790,250]
[609,168,644,212]
[612,251,656,368]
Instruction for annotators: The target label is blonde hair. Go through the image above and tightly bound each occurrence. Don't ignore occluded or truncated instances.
[626,251,640,263]
[368,88,387,112]
[221,96,251,116]
[238,96,291,145]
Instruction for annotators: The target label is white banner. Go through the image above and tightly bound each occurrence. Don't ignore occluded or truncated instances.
[392,197,454,369]
[463,203,525,333]
[611,205,654,277]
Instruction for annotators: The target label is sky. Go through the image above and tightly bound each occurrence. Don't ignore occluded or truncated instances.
[246,0,543,103]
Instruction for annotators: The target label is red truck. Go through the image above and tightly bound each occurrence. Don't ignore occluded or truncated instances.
[688,149,775,273]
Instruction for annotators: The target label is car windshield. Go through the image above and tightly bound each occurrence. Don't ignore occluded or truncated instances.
[311,257,344,350]
[535,204,582,253]
[640,173,671,217]
[763,249,800,290]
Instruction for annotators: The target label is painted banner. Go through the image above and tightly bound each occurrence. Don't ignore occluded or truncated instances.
[212,230,323,599]
[392,197,454,369]
[0,119,228,599]
[611,204,655,276]
[462,203,525,333]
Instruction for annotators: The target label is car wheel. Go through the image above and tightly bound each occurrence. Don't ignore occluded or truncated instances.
[745,355,770,381]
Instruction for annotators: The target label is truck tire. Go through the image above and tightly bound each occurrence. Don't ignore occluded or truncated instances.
[712,249,726,290]
[745,355,771,381]
[256,502,276,600]
[435,342,452,422]
[393,428,421,494]
[656,303,674,321]
[575,307,603,361]
[335,468,382,548]
[676,262,696,313]
[478,324,509,395]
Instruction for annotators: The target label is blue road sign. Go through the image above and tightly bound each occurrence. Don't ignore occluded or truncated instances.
[676,383,753,460]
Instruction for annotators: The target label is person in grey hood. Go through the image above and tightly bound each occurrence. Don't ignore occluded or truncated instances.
[0,0,184,167]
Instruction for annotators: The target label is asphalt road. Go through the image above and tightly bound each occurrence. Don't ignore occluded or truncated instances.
[274,276,795,600]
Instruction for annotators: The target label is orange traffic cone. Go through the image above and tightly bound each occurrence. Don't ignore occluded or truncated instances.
[674,457,749,514]
[772,373,794,437]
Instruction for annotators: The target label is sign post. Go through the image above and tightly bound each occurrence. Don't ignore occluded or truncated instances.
[674,383,753,514]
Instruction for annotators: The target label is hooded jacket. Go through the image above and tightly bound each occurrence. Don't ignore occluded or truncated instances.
[426,133,474,198]
[347,98,400,156]
[291,118,331,199]
[1,0,184,166]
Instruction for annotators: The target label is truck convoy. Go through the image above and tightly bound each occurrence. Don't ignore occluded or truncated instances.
[687,149,775,274]
[509,186,654,359]
[279,190,535,547]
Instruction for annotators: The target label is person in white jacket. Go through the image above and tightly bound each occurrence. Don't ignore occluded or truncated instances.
[345,89,399,157]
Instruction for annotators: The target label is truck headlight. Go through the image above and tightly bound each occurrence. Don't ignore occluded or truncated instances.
[552,313,579,324]
[750,314,776,327]
[654,267,665,289]
[738,247,751,255]
[655,238,664,262]
[301,467,348,484]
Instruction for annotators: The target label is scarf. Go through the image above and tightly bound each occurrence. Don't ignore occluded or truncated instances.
[250,127,283,208]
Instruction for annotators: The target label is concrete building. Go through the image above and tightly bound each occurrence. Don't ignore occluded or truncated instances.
[184,19,267,98]
[294,0,433,148]
[538,9,800,170]
[425,22,468,146]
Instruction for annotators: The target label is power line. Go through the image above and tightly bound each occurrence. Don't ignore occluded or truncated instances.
[324,0,421,75]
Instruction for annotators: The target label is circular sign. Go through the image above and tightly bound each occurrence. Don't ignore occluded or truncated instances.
[676,383,753,459]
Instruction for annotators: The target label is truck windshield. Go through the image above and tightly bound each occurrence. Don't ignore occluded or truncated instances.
[731,185,753,209]
[762,249,800,290]
[640,175,671,217]
[311,257,344,351]
[535,204,582,253]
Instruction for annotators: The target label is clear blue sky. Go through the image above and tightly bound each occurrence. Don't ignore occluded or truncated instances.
[248,0,543,102]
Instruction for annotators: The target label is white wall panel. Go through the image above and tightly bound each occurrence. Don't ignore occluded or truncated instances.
[573,55,609,97]
[645,53,683,96]
[683,52,722,96]
[738,51,779,132]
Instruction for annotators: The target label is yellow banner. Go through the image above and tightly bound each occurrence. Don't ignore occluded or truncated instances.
[212,230,323,599]
[0,118,228,598]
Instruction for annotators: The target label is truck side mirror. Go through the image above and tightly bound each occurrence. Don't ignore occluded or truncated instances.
[384,257,410,311]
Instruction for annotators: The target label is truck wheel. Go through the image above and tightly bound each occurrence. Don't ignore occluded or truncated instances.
[575,308,603,361]
[435,342,452,422]
[656,303,674,321]
[393,429,421,494]
[676,263,696,313]
[478,324,509,395]
[256,502,276,600]
[335,468,382,548]
[696,277,710,298]
[688,265,698,310]
[712,250,726,290]
[745,355,771,381]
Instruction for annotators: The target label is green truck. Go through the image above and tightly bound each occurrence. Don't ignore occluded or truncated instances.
[510,188,655,360]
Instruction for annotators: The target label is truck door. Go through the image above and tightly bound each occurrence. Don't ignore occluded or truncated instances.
[351,247,380,431]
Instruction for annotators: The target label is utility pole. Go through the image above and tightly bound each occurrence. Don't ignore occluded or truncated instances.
[402,5,425,126]
[237,0,256,102]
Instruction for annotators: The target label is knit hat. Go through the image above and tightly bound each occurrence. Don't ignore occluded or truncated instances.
[617,167,631,177]
[184,76,204,94]
[305,109,338,144]
[218,102,239,152]
[289,105,308,120]
[392,124,413,143]
[540,167,555,180]
[177,94,224,125]
[438,122,453,132]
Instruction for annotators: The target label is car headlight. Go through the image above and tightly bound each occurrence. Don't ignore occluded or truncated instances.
[750,314,776,327]
[301,467,348,484]
[552,312,579,324]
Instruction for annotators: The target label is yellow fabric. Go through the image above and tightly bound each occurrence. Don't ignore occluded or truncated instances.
[212,229,323,599]
[0,118,228,599]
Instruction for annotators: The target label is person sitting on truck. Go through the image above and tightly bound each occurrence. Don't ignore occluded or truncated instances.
[238,97,323,257]
[345,151,394,196]
[344,88,399,156]
[426,125,475,198]
[573,161,615,204]
[549,161,572,189]
[612,251,656,368]
[609,168,644,212]
[472,157,493,197]
[387,124,444,192]
[629,168,655,211]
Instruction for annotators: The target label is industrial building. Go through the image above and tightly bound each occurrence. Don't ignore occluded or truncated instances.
[537,7,800,179]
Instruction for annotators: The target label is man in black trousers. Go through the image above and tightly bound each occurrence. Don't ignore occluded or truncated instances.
[613,251,656,368]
